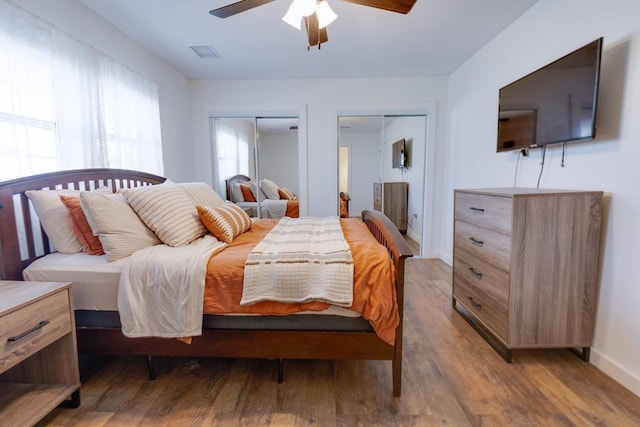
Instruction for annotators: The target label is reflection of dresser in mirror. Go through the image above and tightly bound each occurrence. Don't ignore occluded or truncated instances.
[373,182,408,233]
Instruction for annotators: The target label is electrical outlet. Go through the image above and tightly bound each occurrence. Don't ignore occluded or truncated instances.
[520,148,529,157]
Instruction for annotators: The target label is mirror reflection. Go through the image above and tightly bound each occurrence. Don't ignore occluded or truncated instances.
[338,115,425,256]
[211,117,299,218]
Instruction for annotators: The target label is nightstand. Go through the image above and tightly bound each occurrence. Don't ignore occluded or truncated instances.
[0,281,81,425]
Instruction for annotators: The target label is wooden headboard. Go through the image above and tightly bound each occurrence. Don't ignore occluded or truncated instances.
[224,174,251,202]
[0,168,165,281]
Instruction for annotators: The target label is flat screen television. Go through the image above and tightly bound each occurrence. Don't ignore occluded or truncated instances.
[497,37,603,152]
[392,138,407,168]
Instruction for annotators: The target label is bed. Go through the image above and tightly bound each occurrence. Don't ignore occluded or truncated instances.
[0,168,413,396]
[225,174,299,218]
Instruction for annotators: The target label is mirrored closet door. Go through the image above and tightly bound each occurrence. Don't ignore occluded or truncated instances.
[211,116,299,218]
[338,115,426,256]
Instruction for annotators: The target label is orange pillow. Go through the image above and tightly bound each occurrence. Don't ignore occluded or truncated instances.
[240,183,256,202]
[59,195,104,255]
[197,202,252,244]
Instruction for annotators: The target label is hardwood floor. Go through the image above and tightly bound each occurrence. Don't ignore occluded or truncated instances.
[41,259,640,426]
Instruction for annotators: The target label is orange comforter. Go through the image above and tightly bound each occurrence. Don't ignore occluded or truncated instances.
[285,200,299,217]
[203,218,398,345]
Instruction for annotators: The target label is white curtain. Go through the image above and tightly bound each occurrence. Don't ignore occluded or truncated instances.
[0,0,163,181]
[212,118,250,198]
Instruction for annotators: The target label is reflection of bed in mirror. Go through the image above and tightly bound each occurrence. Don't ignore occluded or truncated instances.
[225,174,299,218]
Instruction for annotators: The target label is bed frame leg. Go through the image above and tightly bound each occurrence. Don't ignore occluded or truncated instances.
[392,358,401,397]
[147,355,156,380]
[277,358,284,384]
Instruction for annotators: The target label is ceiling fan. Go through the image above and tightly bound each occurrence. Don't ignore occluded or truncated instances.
[209,0,417,50]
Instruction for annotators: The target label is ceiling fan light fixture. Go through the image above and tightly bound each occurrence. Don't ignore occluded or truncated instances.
[316,1,337,29]
[282,2,303,29]
[297,0,317,16]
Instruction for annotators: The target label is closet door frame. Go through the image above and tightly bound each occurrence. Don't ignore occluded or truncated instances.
[203,103,308,217]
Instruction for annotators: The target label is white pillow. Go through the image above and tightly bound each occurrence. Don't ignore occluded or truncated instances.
[80,191,160,262]
[178,182,224,208]
[231,182,245,202]
[123,181,206,247]
[250,180,267,201]
[25,187,111,254]
[260,179,281,200]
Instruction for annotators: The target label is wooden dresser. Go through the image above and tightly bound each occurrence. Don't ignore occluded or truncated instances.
[0,281,80,425]
[373,182,408,233]
[452,188,603,362]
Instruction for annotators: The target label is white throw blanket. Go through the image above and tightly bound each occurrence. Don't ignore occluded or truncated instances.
[241,217,354,307]
[261,199,288,218]
[118,235,225,338]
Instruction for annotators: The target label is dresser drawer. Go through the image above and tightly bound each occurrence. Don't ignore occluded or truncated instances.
[454,220,512,271]
[0,290,72,373]
[454,276,508,341]
[455,191,512,234]
[373,183,382,211]
[454,251,510,307]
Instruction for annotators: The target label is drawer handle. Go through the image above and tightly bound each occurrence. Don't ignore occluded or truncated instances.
[469,237,484,247]
[468,297,482,310]
[469,207,485,213]
[468,267,483,279]
[7,320,49,343]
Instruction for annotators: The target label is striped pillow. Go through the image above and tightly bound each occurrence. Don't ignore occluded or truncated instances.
[80,192,161,262]
[178,182,224,208]
[123,181,206,247]
[197,202,252,244]
[260,179,280,200]
[278,187,297,200]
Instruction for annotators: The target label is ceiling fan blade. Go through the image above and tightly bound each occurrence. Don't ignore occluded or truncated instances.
[341,0,416,14]
[305,13,329,49]
[209,0,276,18]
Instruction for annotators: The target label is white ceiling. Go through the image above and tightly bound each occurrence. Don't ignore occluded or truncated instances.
[79,0,539,80]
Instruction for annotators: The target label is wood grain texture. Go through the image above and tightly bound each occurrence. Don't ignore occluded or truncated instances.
[454,191,513,235]
[454,219,512,271]
[453,189,603,351]
[383,182,408,232]
[38,259,640,426]
[0,281,80,426]
[373,182,382,212]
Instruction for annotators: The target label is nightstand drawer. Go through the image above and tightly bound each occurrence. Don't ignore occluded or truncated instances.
[454,220,511,271]
[1,290,72,373]
[454,276,508,341]
[455,191,512,234]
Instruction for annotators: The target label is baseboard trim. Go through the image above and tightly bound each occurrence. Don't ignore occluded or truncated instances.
[586,348,640,398]
[420,250,450,261]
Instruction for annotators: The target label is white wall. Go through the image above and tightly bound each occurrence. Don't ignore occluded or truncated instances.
[339,130,382,217]
[17,0,193,182]
[191,77,448,246]
[446,0,640,396]
[259,132,299,195]
[384,116,426,243]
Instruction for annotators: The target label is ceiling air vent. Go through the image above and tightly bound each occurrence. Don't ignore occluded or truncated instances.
[190,45,222,59]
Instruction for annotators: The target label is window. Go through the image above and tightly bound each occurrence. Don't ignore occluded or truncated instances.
[213,118,250,196]
[0,0,163,181]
